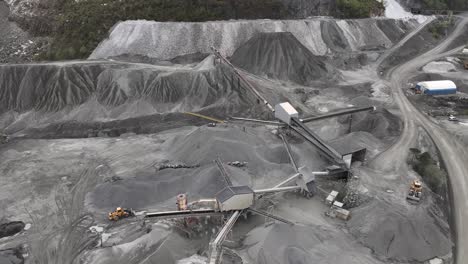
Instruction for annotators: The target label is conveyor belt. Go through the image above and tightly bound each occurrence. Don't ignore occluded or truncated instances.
[254,185,301,194]
[230,117,283,126]
[209,210,242,264]
[279,133,298,172]
[301,106,375,123]
[273,173,302,189]
[184,112,225,123]
[290,117,345,166]
[211,47,274,112]
[144,209,223,220]
[215,157,233,186]
[248,208,294,225]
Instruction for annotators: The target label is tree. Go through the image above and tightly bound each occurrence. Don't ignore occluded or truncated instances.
[409,148,421,163]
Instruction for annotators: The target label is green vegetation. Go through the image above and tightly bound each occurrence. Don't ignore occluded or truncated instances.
[336,0,385,18]
[428,17,454,39]
[38,0,287,60]
[423,0,467,10]
[423,0,448,9]
[409,148,447,195]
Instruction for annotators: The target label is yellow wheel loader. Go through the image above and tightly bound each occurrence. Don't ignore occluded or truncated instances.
[108,207,135,221]
[407,180,423,202]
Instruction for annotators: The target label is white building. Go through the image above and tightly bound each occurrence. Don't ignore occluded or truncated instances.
[215,186,254,212]
[275,102,298,125]
[415,80,457,95]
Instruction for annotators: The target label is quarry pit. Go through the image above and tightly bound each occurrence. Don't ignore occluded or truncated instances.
[1,1,468,264]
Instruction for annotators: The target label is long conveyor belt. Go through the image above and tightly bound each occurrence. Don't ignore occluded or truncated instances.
[290,117,345,167]
[145,209,224,220]
[208,210,242,264]
[279,133,298,172]
[215,157,233,186]
[230,117,283,126]
[211,47,274,112]
[248,208,294,225]
[300,106,375,123]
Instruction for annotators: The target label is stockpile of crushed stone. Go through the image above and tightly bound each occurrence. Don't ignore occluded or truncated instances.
[0,61,249,112]
[89,19,419,60]
[0,59,266,132]
[230,32,338,85]
[241,224,383,264]
[86,126,320,212]
[328,131,384,158]
[343,104,401,140]
[347,198,452,262]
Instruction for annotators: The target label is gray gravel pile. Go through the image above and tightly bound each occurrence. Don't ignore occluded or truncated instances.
[241,224,384,264]
[347,198,452,262]
[0,60,263,132]
[86,126,308,212]
[0,62,249,112]
[230,32,338,85]
[347,108,402,140]
[90,19,419,60]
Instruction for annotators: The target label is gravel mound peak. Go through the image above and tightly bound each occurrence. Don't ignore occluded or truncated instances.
[231,32,338,85]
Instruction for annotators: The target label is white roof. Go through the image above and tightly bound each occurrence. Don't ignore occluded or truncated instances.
[417,80,456,91]
[330,190,339,197]
[277,102,298,115]
[333,201,344,208]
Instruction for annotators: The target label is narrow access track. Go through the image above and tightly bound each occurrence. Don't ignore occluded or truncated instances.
[373,16,468,264]
[374,17,436,67]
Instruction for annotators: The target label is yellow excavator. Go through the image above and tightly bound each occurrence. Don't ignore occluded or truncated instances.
[407,180,423,202]
[108,207,135,221]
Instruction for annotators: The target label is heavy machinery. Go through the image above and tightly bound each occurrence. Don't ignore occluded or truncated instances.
[448,114,459,122]
[407,180,423,202]
[108,207,135,221]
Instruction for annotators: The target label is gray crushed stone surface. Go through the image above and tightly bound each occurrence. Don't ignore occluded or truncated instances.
[89,19,418,60]
[230,32,338,85]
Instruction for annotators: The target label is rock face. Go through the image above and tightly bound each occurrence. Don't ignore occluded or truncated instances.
[0,1,46,63]
[230,32,336,85]
[4,0,53,35]
[90,18,419,61]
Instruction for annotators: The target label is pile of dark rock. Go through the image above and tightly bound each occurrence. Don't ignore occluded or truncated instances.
[342,176,370,209]
[0,221,25,239]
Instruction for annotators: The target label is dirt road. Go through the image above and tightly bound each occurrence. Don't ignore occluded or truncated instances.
[374,17,435,67]
[374,17,468,263]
